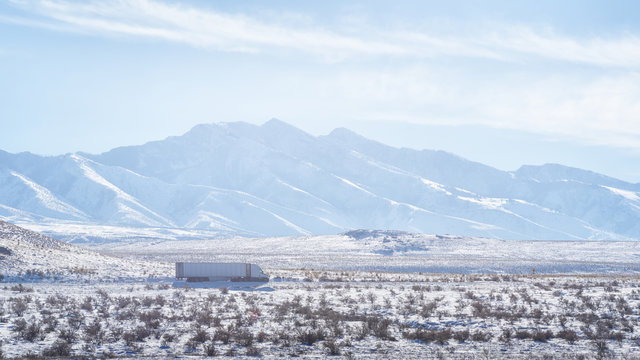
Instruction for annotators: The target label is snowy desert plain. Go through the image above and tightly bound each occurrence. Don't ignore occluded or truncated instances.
[1,221,640,359]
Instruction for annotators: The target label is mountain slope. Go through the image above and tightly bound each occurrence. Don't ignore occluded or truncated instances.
[1,120,639,241]
[0,220,170,278]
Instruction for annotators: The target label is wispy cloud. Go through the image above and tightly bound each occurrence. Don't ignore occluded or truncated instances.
[311,66,640,149]
[5,0,640,68]
[484,26,640,68]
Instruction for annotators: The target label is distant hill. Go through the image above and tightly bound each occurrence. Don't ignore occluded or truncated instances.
[1,119,639,241]
[0,220,169,278]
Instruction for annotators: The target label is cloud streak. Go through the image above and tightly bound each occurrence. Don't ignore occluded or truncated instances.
[5,0,640,68]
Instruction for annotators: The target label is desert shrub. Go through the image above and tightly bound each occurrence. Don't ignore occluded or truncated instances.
[499,328,512,343]
[141,296,154,307]
[58,328,77,343]
[593,339,609,359]
[420,301,438,318]
[433,328,452,344]
[608,331,624,342]
[115,296,134,309]
[42,313,58,333]
[532,329,554,342]
[555,329,577,343]
[273,330,293,347]
[137,325,152,339]
[96,288,110,301]
[203,340,216,356]
[115,308,135,321]
[122,325,151,343]
[194,310,214,327]
[68,266,95,275]
[155,294,166,307]
[11,318,27,334]
[324,339,341,355]
[235,329,254,347]
[160,332,175,347]
[84,318,105,344]
[122,331,137,347]
[214,329,231,344]
[531,308,544,319]
[246,345,261,356]
[80,296,93,311]
[465,290,478,300]
[256,331,268,343]
[403,328,451,344]
[139,309,163,329]
[370,317,394,340]
[454,329,470,343]
[298,328,324,346]
[515,330,531,340]
[470,301,489,318]
[10,297,28,316]
[11,284,34,293]
[42,339,72,357]
[470,330,491,342]
[108,326,124,342]
[21,320,43,342]
[46,293,68,307]
[190,328,210,344]
[66,310,85,330]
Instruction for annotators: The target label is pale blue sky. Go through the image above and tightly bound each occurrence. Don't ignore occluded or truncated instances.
[1,0,640,182]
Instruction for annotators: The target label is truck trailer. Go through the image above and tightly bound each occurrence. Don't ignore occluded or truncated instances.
[175,262,269,282]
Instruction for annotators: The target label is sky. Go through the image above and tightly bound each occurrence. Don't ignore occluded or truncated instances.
[1,0,640,182]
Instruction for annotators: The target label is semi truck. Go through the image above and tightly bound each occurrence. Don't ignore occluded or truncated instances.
[175,262,269,282]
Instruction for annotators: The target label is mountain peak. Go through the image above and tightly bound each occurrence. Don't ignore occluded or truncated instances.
[328,127,360,138]
[262,118,289,127]
[260,118,314,140]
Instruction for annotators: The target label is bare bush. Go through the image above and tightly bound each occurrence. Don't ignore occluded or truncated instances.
[515,329,531,340]
[297,328,324,346]
[532,329,554,342]
[10,297,28,316]
[42,339,73,357]
[324,338,341,355]
[470,330,492,342]
[556,329,578,344]
[453,329,470,343]
[203,340,216,356]
[190,328,207,343]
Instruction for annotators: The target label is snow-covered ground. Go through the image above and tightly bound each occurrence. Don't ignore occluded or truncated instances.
[2,222,640,358]
[89,230,640,275]
[0,220,172,281]
[1,271,639,359]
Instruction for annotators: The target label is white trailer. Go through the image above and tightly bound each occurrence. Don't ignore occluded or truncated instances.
[175,262,269,282]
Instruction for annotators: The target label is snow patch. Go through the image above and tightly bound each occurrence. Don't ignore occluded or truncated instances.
[458,196,508,210]
[602,186,640,202]
[421,178,452,195]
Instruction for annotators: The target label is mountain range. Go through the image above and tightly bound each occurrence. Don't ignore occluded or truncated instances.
[1,119,639,242]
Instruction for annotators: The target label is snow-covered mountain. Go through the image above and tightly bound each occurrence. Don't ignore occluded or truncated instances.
[1,119,639,241]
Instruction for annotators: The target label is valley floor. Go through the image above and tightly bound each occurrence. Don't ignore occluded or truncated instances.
[89,234,640,275]
[1,270,640,359]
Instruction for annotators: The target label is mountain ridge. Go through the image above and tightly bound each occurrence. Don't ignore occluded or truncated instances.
[1,119,639,242]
